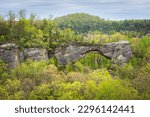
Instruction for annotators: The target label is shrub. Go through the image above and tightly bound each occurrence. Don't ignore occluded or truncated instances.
[89,69,112,84]
[96,79,137,100]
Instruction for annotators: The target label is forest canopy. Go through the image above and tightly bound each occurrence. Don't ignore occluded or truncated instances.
[0,10,150,100]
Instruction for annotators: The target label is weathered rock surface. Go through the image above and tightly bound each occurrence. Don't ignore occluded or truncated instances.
[0,43,20,68]
[0,41,132,68]
[0,43,48,68]
[55,41,132,66]
[24,48,48,61]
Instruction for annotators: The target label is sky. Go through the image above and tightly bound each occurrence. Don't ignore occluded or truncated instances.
[0,0,150,20]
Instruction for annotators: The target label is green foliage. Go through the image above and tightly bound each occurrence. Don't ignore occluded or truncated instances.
[11,60,48,80]
[83,80,97,99]
[54,13,103,33]
[79,52,111,69]
[48,57,58,66]
[133,63,150,99]
[54,82,83,100]
[0,59,147,100]
[55,13,150,34]
[64,61,91,73]
[96,79,138,100]
[29,84,53,100]
[74,61,85,73]
[0,60,9,80]
[65,63,74,72]
[0,11,150,100]
[82,32,128,45]
[113,63,134,80]
[0,79,23,99]
[89,69,112,84]
[131,36,150,59]
[0,86,8,99]
[66,72,88,83]
[111,32,128,42]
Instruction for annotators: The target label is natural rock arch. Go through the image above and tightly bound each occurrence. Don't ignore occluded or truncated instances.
[55,41,132,66]
[0,41,132,68]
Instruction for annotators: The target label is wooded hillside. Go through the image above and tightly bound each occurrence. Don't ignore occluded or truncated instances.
[0,11,150,100]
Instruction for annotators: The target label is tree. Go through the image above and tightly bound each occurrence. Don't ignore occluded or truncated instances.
[29,13,37,25]
[133,63,150,99]
[18,9,26,20]
[6,10,16,28]
[96,79,137,100]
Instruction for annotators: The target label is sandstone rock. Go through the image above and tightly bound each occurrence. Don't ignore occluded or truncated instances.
[0,43,20,68]
[0,44,48,68]
[55,41,132,66]
[24,48,48,61]
[0,41,132,68]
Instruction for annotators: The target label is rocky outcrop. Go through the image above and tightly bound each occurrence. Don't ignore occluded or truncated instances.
[0,41,132,68]
[24,48,48,61]
[55,41,132,66]
[0,44,20,68]
[0,43,48,68]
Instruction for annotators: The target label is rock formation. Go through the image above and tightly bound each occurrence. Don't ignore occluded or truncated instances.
[0,43,48,68]
[0,41,132,68]
[23,48,48,61]
[55,41,132,66]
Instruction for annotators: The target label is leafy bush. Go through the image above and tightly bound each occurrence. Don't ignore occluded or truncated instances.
[89,69,112,84]
[0,60,9,80]
[96,79,137,100]
[133,63,150,99]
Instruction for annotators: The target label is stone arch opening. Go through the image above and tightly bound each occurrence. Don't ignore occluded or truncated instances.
[74,50,111,69]
[55,41,132,66]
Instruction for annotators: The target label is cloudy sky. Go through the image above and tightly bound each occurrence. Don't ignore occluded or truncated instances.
[0,0,150,20]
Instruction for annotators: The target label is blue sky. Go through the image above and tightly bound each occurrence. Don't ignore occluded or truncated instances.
[0,0,150,20]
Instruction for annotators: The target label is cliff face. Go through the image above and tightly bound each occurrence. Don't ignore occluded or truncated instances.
[0,41,132,68]
[0,44,19,68]
[0,43,48,68]
[55,41,132,66]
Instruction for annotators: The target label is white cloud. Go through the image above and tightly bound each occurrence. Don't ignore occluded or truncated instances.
[0,0,150,20]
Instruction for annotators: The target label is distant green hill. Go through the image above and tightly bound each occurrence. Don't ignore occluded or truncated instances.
[54,13,150,34]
